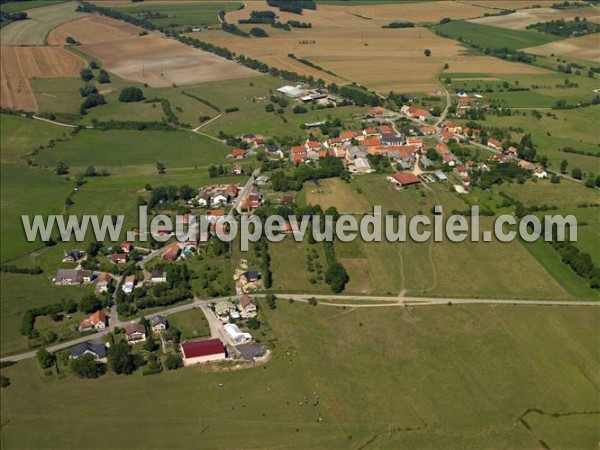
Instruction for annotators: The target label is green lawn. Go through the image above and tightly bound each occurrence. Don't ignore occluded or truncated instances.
[1,302,598,448]
[109,1,243,28]
[166,308,211,340]
[434,20,561,50]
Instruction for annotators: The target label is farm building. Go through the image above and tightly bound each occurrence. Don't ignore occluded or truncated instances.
[181,338,227,366]
[224,323,253,344]
[387,173,420,187]
[277,85,306,98]
[54,269,92,286]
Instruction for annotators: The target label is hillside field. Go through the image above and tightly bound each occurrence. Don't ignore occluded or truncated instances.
[0,302,598,448]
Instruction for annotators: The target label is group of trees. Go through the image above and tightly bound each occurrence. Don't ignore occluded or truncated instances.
[526,18,599,37]
[266,0,316,14]
[148,184,196,208]
[270,156,345,191]
[119,87,145,103]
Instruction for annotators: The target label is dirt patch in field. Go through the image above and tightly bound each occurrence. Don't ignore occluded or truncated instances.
[48,15,143,45]
[444,55,551,74]
[469,7,600,29]
[0,46,85,111]
[79,33,260,88]
[524,33,600,63]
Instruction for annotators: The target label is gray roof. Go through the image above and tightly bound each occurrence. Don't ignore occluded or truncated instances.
[150,315,167,327]
[70,341,106,359]
[55,269,90,282]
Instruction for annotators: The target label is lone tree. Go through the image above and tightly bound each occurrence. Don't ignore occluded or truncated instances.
[36,348,55,369]
[55,160,69,175]
[71,354,103,378]
[156,162,166,175]
[424,49,432,57]
[560,159,568,173]
[572,167,583,179]
[118,86,145,103]
[108,341,137,375]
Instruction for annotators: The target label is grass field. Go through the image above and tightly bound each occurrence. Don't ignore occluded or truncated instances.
[182,76,366,137]
[0,2,85,45]
[459,105,600,171]
[1,302,598,448]
[108,1,243,28]
[304,178,372,213]
[433,20,561,50]
[166,308,211,340]
[34,128,231,175]
[446,73,600,108]
[0,114,71,164]
[0,272,93,356]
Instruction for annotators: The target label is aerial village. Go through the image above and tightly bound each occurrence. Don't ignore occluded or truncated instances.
[50,82,550,373]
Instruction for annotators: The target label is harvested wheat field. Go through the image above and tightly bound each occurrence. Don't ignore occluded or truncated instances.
[48,15,142,45]
[469,7,600,30]
[444,55,551,75]
[0,2,85,46]
[206,4,473,96]
[524,34,600,63]
[0,46,85,111]
[457,0,558,9]
[79,34,260,88]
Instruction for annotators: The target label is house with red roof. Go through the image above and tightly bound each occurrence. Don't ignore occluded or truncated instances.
[362,138,381,148]
[387,172,420,187]
[120,242,132,253]
[79,310,108,332]
[420,125,436,135]
[454,165,469,177]
[487,138,503,151]
[441,131,455,143]
[368,106,386,116]
[181,338,226,366]
[436,143,450,155]
[403,106,429,120]
[339,131,357,141]
[110,253,129,264]
[231,148,245,159]
[162,243,181,261]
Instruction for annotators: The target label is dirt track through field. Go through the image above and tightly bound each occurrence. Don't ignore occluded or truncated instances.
[0,46,85,111]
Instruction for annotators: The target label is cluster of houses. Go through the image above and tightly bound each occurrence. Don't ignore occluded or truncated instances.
[121,269,168,295]
[289,123,425,172]
[191,183,240,208]
[215,294,257,322]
